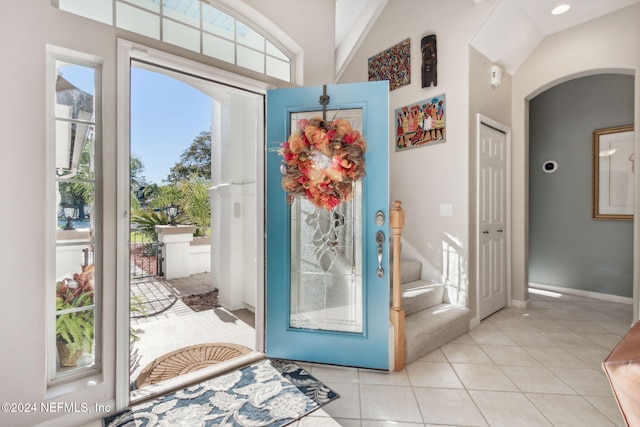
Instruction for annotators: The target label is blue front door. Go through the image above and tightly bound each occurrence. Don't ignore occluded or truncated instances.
[265,81,389,369]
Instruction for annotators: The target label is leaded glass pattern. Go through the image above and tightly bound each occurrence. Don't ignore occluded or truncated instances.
[288,110,364,334]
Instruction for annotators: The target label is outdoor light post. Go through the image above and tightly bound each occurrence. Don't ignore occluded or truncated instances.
[63,204,76,230]
[167,203,178,226]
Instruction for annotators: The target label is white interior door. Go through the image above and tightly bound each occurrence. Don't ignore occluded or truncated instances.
[478,119,509,319]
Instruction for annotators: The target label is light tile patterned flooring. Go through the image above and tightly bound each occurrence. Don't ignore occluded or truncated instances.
[293,288,632,427]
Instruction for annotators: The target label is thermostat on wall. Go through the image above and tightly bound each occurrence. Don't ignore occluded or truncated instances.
[542,160,558,173]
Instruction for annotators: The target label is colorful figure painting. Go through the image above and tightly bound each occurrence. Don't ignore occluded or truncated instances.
[368,38,411,91]
[395,94,446,151]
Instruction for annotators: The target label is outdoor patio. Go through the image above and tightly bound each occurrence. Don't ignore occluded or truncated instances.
[129,272,256,395]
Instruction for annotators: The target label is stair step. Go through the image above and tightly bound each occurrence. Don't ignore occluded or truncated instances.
[401,259,422,283]
[391,259,422,284]
[404,303,471,364]
[399,280,444,316]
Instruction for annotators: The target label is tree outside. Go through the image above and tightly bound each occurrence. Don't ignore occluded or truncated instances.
[131,131,212,240]
[167,131,211,182]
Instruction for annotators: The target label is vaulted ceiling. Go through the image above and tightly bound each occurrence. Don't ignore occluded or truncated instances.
[335,0,640,78]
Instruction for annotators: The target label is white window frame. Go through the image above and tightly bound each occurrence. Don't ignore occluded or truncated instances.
[115,37,271,409]
[53,0,298,83]
[45,45,104,395]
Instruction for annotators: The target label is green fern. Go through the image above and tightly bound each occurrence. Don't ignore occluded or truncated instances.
[55,307,94,353]
[56,280,95,354]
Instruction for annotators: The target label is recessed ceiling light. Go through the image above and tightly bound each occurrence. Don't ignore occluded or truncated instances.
[551,4,571,15]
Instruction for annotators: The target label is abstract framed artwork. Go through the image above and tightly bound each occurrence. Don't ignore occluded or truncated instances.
[368,38,410,91]
[592,124,635,219]
[394,94,446,152]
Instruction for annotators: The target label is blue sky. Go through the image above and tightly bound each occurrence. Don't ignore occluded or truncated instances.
[60,64,211,185]
[131,67,211,185]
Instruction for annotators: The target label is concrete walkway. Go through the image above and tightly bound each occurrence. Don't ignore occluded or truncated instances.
[129,273,256,389]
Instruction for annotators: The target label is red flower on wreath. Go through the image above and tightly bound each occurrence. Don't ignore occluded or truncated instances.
[278,116,367,210]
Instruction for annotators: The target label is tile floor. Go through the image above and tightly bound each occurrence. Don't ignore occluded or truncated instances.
[293,288,632,427]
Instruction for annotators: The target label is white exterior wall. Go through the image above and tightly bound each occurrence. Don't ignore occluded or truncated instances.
[189,241,211,276]
[156,226,195,280]
[210,90,260,311]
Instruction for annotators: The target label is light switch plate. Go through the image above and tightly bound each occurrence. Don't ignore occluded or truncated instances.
[440,204,453,216]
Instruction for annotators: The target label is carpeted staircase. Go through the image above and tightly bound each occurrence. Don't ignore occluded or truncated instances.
[394,259,471,364]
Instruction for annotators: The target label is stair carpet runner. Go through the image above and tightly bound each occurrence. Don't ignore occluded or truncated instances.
[393,259,471,364]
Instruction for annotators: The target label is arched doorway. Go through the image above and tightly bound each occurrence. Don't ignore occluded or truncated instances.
[528,74,634,303]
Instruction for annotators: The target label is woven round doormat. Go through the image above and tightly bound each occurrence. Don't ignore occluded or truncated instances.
[136,343,252,388]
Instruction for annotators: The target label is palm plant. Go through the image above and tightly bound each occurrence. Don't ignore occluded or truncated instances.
[130,209,170,242]
[174,176,211,236]
[146,176,211,236]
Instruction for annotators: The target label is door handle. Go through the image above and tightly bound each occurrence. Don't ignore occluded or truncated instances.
[376,230,385,278]
[497,229,504,233]
[482,230,489,234]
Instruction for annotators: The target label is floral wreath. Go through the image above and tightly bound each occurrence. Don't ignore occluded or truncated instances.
[279,116,367,210]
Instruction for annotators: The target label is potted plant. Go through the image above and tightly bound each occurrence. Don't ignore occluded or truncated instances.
[55,264,95,367]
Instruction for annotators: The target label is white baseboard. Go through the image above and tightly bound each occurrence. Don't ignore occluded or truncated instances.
[469,316,480,329]
[471,283,631,329]
[529,282,633,305]
[511,299,529,308]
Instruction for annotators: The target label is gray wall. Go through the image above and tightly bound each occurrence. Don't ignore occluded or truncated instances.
[529,74,634,297]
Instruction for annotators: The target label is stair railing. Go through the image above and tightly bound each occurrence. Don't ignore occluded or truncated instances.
[389,200,406,371]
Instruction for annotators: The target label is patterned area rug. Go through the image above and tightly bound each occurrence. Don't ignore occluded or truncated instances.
[105,359,339,427]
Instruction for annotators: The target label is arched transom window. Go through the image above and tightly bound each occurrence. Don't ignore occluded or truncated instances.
[55,0,293,82]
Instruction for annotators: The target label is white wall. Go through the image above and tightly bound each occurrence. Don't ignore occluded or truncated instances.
[511,5,640,310]
[211,90,261,311]
[340,1,639,319]
[189,240,211,276]
[339,0,499,302]
[467,46,512,319]
[235,0,336,85]
[2,1,638,425]
[0,2,335,426]
[0,5,119,427]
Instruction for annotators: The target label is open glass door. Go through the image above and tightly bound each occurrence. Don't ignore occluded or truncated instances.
[266,81,389,369]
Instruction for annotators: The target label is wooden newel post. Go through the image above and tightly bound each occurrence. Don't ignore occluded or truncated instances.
[389,200,405,371]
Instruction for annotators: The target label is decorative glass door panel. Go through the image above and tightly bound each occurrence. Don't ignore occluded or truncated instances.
[266,81,389,369]
[289,110,363,334]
